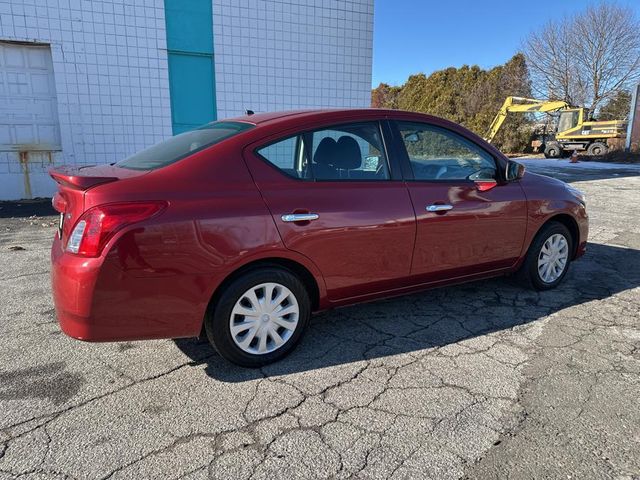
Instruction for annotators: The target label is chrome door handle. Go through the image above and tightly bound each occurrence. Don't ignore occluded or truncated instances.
[281,213,319,222]
[426,204,453,212]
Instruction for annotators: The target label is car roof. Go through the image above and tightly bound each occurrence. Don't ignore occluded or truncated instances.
[225,108,401,126]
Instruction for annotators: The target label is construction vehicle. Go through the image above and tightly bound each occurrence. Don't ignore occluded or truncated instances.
[486,96,627,157]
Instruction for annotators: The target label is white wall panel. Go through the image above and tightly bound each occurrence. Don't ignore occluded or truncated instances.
[0,0,374,199]
[212,0,374,120]
[0,0,172,199]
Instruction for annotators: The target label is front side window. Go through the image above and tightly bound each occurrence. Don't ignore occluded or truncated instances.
[257,122,389,181]
[397,122,497,181]
[117,121,254,170]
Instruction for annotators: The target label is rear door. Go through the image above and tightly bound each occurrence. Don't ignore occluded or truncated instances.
[243,120,416,301]
[391,120,528,281]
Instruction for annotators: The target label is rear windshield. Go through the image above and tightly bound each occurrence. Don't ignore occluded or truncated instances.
[116,121,254,170]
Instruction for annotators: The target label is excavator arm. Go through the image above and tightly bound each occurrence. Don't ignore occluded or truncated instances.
[485,96,570,143]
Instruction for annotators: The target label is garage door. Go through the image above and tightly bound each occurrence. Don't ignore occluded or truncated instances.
[0,42,60,151]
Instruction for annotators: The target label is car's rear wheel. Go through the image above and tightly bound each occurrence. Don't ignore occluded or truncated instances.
[517,222,573,290]
[205,268,311,367]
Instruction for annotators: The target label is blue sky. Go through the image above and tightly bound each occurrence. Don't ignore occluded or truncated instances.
[372,0,640,86]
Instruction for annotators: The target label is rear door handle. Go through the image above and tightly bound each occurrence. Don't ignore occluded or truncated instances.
[426,204,453,212]
[281,213,319,222]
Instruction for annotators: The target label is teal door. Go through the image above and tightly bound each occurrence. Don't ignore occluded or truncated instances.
[167,53,215,134]
[164,0,216,135]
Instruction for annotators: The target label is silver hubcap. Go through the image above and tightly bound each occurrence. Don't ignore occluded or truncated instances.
[538,234,569,283]
[230,282,299,355]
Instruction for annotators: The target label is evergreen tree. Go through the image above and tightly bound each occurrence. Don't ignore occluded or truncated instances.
[371,54,532,152]
[599,90,632,121]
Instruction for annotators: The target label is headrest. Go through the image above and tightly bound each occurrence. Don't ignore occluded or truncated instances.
[335,136,362,170]
[313,137,337,166]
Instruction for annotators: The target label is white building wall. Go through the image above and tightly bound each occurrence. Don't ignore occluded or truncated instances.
[0,0,374,200]
[212,0,374,119]
[0,0,172,200]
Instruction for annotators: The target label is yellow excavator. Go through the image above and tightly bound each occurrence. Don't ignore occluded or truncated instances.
[486,96,627,157]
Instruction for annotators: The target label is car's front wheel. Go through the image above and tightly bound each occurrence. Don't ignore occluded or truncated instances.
[517,222,573,290]
[205,267,311,367]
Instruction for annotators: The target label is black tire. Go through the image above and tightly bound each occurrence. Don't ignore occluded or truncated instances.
[205,267,311,367]
[544,142,562,158]
[587,142,607,156]
[516,222,573,291]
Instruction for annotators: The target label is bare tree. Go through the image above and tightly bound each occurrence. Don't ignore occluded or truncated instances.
[524,2,640,113]
[525,21,583,105]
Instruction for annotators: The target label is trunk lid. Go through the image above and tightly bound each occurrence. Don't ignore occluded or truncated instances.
[49,164,147,245]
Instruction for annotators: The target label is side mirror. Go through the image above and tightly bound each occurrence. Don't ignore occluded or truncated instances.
[506,160,525,181]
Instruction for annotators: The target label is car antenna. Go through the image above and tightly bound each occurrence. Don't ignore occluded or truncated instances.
[245,109,254,115]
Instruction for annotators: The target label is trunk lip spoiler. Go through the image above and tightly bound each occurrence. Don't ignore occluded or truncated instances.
[52,192,67,213]
[49,166,118,190]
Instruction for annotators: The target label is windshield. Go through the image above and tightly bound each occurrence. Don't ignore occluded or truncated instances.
[116,121,254,170]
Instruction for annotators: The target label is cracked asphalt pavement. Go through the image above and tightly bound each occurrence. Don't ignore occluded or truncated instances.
[1,160,639,479]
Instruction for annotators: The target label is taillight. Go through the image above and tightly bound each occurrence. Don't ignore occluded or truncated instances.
[66,202,167,257]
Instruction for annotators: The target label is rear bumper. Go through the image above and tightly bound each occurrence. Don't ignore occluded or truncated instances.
[51,233,205,342]
[51,234,102,340]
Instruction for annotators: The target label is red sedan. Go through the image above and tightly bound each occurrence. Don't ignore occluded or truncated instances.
[50,109,588,366]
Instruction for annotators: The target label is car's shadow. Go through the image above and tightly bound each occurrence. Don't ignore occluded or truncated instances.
[174,242,639,382]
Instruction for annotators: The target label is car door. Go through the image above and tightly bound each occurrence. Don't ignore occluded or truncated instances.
[391,120,528,281]
[243,120,416,301]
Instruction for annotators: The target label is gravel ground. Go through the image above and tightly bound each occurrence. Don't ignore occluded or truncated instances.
[0,160,638,479]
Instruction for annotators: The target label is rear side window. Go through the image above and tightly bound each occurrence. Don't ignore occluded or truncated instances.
[255,136,305,179]
[256,122,389,181]
[117,121,254,170]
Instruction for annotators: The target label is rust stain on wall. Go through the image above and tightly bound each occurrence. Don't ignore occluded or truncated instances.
[10,146,59,200]
[19,151,33,199]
